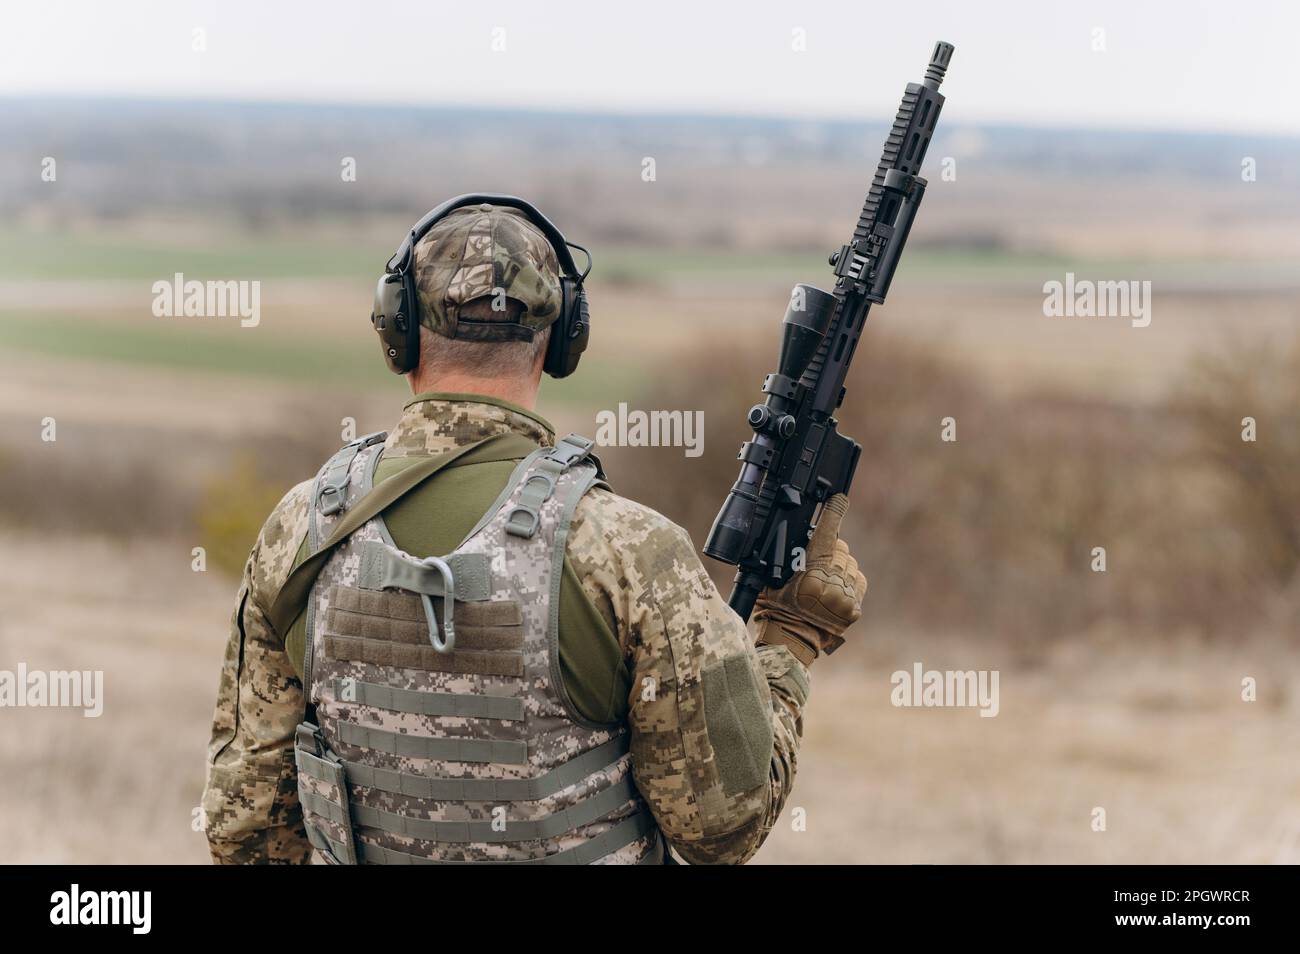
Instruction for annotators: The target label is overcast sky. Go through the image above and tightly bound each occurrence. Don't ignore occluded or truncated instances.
[2,0,1297,134]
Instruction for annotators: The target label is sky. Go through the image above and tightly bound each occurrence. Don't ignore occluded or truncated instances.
[2,0,1298,134]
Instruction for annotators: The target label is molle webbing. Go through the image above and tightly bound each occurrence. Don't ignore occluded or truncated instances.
[326,678,525,721]
[269,431,538,639]
[305,811,660,866]
[299,733,629,801]
[335,721,528,764]
[326,610,522,652]
[323,634,525,677]
[301,776,639,844]
[334,585,522,628]
[326,587,524,652]
[294,735,359,864]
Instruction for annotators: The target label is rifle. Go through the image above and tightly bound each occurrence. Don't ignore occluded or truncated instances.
[703,41,955,620]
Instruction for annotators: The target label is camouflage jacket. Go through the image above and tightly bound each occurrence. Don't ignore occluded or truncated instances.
[202,394,811,865]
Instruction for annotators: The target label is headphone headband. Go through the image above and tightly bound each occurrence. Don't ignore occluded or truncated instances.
[370,192,592,379]
[387,193,581,279]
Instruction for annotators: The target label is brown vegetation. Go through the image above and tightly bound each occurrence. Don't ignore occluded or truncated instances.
[611,331,1300,651]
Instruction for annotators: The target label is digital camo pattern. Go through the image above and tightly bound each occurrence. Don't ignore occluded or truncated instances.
[385,396,551,460]
[203,399,552,864]
[202,478,314,864]
[566,489,810,864]
[412,205,563,340]
[203,396,812,865]
[301,444,656,864]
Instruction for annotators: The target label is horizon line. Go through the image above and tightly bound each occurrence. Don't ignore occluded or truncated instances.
[2,91,1297,143]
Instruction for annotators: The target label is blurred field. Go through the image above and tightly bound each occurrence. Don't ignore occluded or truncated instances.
[2,268,1297,863]
[2,527,1295,864]
[1,103,1298,864]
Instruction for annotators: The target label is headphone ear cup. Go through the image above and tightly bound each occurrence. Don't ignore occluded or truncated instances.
[544,279,590,379]
[543,278,571,377]
[569,286,591,360]
[373,273,417,374]
[402,271,421,372]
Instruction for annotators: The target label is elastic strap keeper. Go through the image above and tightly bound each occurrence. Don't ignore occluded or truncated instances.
[450,320,536,342]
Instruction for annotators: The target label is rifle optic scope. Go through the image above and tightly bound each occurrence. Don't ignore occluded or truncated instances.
[702,283,835,568]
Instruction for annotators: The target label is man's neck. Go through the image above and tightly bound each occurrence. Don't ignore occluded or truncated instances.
[407,371,539,410]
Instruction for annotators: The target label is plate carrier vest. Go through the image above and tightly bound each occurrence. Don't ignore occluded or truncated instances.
[292,431,662,865]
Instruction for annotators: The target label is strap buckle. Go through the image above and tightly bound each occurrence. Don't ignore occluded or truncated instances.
[549,433,595,467]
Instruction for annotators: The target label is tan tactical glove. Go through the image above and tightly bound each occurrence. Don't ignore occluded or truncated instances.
[753,494,866,666]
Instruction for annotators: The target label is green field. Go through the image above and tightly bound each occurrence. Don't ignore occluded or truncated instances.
[1,223,1295,410]
[0,309,644,407]
[0,311,387,385]
[0,229,375,282]
[4,226,1291,287]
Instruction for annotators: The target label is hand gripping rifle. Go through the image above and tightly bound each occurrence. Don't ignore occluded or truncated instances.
[704,41,954,620]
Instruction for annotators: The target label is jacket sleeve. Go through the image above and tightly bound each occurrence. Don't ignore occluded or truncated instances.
[568,489,811,865]
[201,480,315,864]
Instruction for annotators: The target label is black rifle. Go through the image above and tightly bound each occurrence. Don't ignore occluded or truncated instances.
[704,41,955,620]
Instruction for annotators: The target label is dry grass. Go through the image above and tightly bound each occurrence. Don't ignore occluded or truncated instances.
[756,630,1300,864]
[1,262,1297,864]
[0,532,1295,864]
[611,327,1300,651]
[0,532,220,863]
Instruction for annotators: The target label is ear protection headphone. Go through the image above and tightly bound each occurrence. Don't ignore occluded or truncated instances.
[370,193,592,379]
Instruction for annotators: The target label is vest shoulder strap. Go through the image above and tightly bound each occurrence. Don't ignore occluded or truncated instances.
[503,433,603,540]
[316,431,387,516]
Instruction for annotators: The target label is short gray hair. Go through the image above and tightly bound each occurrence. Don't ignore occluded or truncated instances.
[416,297,549,380]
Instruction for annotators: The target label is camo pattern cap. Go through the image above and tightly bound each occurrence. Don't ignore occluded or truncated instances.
[412,205,563,341]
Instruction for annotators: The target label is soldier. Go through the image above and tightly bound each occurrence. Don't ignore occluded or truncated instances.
[201,196,867,865]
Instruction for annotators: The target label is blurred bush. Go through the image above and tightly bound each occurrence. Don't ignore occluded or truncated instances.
[1180,337,1300,586]
[0,437,185,537]
[6,330,1295,650]
[608,331,1300,648]
[195,453,298,578]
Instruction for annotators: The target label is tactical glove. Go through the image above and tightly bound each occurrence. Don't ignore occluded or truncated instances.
[753,494,866,666]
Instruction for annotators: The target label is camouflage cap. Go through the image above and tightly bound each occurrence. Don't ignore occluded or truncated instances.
[411,204,563,342]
